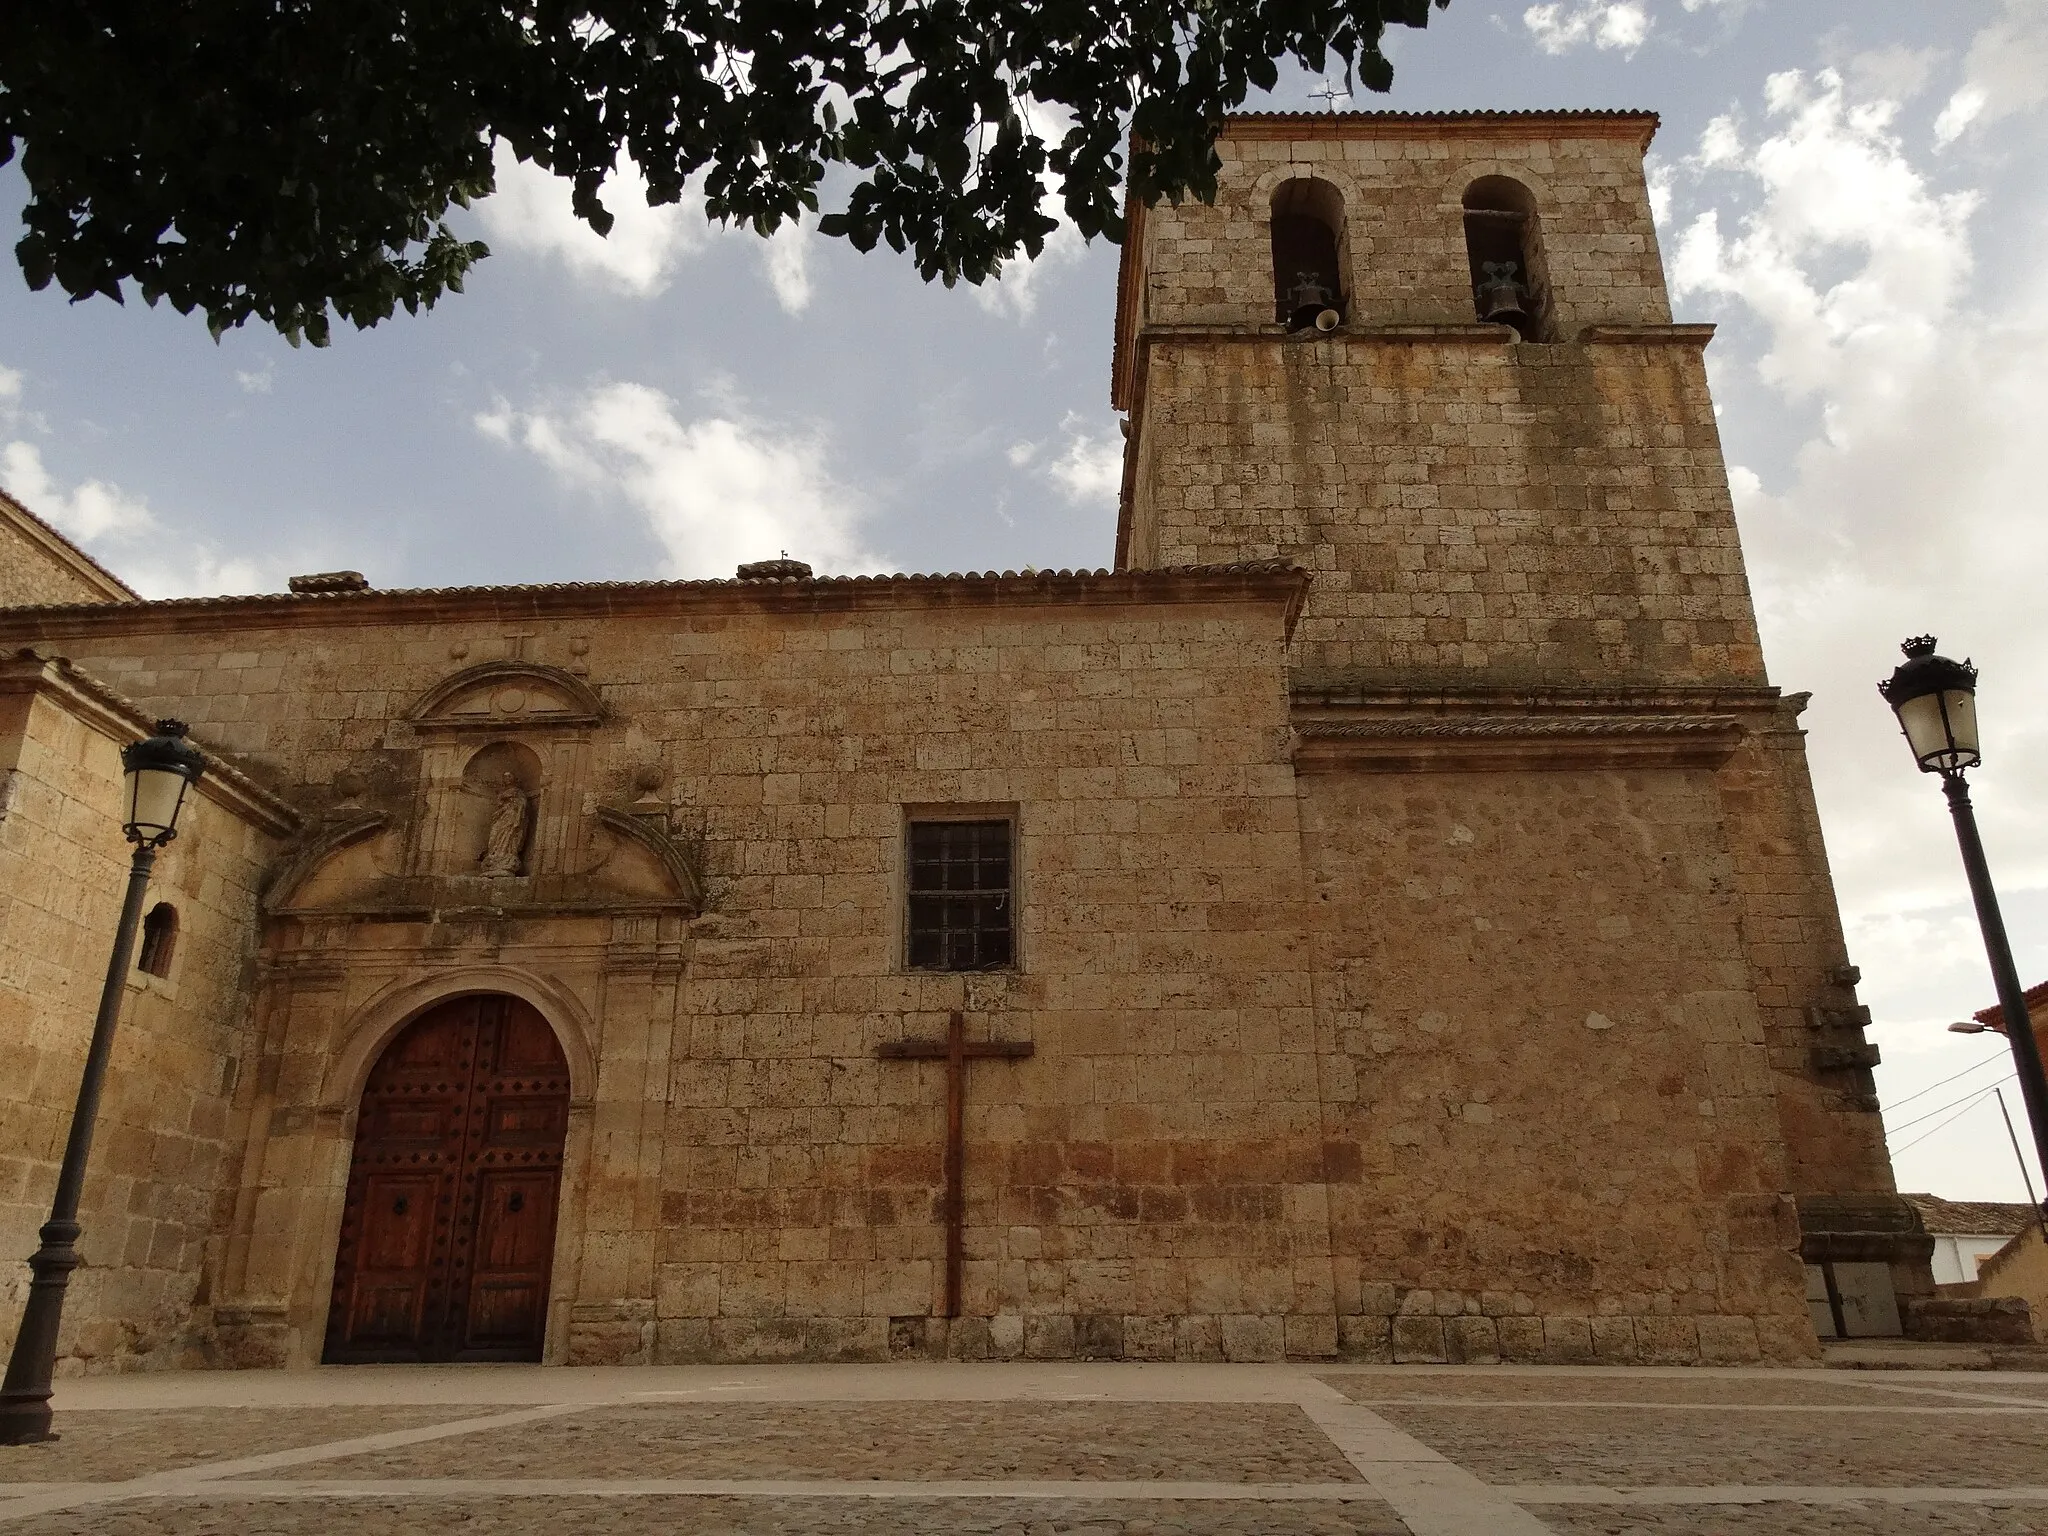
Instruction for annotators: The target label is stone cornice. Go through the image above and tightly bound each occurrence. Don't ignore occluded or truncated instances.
[0,648,301,837]
[1293,681,1787,714]
[1293,713,1746,773]
[1221,109,1660,148]
[0,562,1311,643]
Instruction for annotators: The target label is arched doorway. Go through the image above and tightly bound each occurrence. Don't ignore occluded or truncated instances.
[323,993,570,1363]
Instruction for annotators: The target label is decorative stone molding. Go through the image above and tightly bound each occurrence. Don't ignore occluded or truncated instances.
[261,811,391,913]
[592,805,705,916]
[1292,712,1746,772]
[405,660,603,732]
[318,964,601,1112]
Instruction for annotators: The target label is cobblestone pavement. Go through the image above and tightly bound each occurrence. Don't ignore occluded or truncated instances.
[4,1363,2046,1536]
[0,1407,474,1482]
[0,1495,1412,1536]
[303,1402,1364,1484]
[1378,1405,2048,1487]
[1317,1373,1977,1407]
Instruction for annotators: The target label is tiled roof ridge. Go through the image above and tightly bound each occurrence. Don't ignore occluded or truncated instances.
[0,487,143,603]
[0,559,1306,618]
[1973,979,2048,1030]
[1900,1192,2040,1236]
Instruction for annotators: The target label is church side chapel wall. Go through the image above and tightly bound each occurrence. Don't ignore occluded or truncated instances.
[0,676,278,1372]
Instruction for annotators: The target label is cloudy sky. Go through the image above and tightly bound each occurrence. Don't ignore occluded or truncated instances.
[4,1,2045,1201]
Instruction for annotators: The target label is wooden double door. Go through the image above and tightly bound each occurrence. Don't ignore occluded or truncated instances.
[324,994,570,1363]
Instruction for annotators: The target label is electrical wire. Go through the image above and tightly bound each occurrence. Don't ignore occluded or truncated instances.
[1879,1051,2011,1114]
[1891,1086,2013,1157]
[1883,1073,2017,1137]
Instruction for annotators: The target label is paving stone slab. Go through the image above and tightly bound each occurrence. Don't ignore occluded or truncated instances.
[295,1403,1367,1485]
[0,1496,1411,1535]
[1317,1374,1965,1407]
[1380,1406,2048,1488]
[0,1407,479,1484]
[1544,1503,2048,1536]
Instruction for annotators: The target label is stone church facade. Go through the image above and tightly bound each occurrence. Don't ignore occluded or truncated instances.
[0,111,1929,1375]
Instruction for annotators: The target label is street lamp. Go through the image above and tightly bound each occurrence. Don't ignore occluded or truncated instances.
[1880,637,2048,1224]
[0,721,203,1445]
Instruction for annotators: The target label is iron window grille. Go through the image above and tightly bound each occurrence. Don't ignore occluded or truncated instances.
[906,819,1014,971]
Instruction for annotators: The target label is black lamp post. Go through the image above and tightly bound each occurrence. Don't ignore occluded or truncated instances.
[1880,637,2048,1223]
[0,720,203,1445]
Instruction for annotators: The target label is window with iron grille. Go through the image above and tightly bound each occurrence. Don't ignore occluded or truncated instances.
[906,818,1014,971]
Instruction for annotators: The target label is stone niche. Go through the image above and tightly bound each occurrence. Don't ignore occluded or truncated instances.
[406,661,602,884]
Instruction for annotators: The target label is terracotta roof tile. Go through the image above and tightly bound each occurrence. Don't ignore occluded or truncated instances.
[1973,980,2048,1033]
[1902,1192,2040,1237]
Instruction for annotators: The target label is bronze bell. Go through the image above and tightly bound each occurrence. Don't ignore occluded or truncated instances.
[1475,260,1528,325]
[1286,270,1339,331]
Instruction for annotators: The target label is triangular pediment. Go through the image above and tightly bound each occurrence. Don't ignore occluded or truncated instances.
[406,662,602,731]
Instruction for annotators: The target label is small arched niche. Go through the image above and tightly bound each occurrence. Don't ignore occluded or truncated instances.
[460,741,545,878]
[137,903,178,978]
[1270,178,1348,330]
[1462,176,1552,341]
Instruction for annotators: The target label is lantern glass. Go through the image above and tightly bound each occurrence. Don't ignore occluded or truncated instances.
[123,764,191,845]
[119,721,206,847]
[1896,687,1980,773]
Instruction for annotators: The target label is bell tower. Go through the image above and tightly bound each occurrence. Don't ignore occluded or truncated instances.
[1112,109,1934,1339]
[1112,110,1760,694]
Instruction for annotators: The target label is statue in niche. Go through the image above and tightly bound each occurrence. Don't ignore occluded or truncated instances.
[478,775,532,876]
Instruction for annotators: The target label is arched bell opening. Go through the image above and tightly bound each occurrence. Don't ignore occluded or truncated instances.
[1462,176,1553,341]
[1271,177,1349,331]
[322,993,571,1364]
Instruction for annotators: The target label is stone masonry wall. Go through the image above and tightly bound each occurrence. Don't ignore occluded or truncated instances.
[0,682,274,1372]
[1122,121,1756,690]
[0,580,1826,1367]
[1301,761,1815,1365]
[1128,336,1762,691]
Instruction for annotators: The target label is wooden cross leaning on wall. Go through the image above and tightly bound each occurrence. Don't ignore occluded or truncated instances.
[875,1011,1034,1319]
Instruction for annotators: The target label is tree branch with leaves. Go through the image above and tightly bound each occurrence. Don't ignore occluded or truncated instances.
[0,0,1448,344]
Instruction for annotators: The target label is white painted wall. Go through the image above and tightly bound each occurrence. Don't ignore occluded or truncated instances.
[1931,1233,2018,1285]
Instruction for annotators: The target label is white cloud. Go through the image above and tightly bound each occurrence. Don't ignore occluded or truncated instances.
[973,218,1087,321]
[235,361,275,395]
[761,219,814,315]
[477,145,710,298]
[1935,0,2048,145]
[1844,44,1943,105]
[1522,2,1649,56]
[0,364,21,413]
[0,434,277,598]
[1042,415,1124,505]
[1671,71,1977,402]
[1666,57,2048,1195]
[1,439,156,540]
[476,383,884,578]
